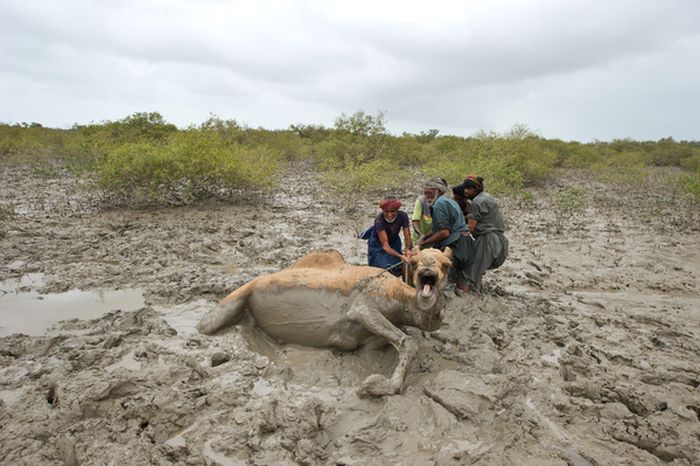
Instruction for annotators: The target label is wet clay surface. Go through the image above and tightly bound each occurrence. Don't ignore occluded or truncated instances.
[1,164,699,465]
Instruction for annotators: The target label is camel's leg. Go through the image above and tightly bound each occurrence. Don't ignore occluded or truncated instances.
[197,281,255,334]
[347,302,418,396]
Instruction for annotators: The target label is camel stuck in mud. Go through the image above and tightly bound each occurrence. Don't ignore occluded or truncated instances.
[197,247,453,396]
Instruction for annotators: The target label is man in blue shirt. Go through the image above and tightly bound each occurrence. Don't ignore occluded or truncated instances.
[416,178,475,293]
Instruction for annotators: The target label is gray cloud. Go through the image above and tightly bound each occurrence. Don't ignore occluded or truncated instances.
[1,0,699,140]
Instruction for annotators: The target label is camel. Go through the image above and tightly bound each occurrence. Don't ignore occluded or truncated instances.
[197,247,453,396]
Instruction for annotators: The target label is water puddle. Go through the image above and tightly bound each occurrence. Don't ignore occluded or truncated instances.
[156,299,214,337]
[0,274,145,337]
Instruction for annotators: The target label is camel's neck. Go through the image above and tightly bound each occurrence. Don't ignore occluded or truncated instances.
[404,292,445,330]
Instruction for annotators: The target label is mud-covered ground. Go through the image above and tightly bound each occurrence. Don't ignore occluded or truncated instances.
[1,164,699,465]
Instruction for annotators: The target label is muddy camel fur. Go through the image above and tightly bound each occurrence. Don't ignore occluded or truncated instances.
[197,247,453,396]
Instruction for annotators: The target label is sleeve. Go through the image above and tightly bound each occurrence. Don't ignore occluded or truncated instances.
[411,198,422,221]
[467,198,489,221]
[373,214,387,233]
[431,201,452,231]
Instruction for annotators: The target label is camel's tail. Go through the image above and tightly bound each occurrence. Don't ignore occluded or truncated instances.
[196,280,256,335]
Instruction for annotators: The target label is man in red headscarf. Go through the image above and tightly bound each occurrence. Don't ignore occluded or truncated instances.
[360,196,413,276]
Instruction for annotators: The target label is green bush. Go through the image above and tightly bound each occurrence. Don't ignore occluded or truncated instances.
[334,110,387,137]
[417,125,556,192]
[556,142,605,168]
[680,151,700,174]
[382,135,438,167]
[3,111,699,207]
[323,158,411,199]
[311,132,389,169]
[422,151,523,196]
[56,112,179,170]
[493,125,558,184]
[592,150,650,186]
[308,111,391,169]
[321,157,413,235]
[95,130,283,203]
[0,124,67,165]
[678,172,700,201]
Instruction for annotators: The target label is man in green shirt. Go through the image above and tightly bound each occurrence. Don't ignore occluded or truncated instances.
[410,187,434,246]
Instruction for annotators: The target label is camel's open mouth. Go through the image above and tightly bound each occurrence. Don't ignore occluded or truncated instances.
[417,271,438,298]
[415,269,441,314]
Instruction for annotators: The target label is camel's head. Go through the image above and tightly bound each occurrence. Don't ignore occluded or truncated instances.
[407,247,453,329]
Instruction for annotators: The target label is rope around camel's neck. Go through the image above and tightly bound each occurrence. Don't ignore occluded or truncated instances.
[353,264,400,292]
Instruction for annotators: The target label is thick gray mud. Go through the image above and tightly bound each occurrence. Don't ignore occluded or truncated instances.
[1,164,699,465]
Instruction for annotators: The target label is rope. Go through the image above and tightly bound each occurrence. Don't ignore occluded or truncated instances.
[382,261,404,273]
[354,260,405,292]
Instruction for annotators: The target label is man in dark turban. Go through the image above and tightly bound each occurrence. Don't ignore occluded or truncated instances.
[453,174,509,292]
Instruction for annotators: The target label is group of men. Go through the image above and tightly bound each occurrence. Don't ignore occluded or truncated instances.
[364,176,509,294]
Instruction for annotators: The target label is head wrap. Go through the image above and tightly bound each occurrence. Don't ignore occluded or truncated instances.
[452,184,465,198]
[462,174,484,191]
[423,177,448,194]
[379,196,402,210]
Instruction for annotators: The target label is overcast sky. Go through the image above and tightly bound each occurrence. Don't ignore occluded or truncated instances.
[1,0,699,141]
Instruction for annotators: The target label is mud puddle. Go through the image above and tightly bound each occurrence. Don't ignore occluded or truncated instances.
[0,273,145,336]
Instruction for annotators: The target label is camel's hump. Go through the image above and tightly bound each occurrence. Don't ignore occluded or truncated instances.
[289,249,347,270]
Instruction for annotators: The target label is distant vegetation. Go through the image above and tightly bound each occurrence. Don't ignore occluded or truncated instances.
[1,111,698,205]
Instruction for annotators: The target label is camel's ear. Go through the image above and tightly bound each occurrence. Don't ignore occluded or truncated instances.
[442,247,453,260]
[411,246,420,255]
